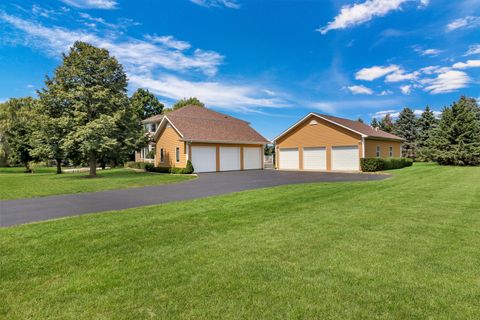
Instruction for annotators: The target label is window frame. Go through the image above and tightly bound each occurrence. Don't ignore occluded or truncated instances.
[175,147,180,163]
[160,148,164,163]
[376,145,381,158]
[389,146,393,157]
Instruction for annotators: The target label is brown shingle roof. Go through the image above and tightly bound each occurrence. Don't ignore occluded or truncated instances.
[161,105,269,143]
[314,113,404,141]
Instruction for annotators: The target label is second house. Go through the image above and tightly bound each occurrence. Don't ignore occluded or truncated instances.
[137,105,269,173]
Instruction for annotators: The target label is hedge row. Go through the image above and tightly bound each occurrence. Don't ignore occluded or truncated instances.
[361,157,413,172]
[145,160,194,174]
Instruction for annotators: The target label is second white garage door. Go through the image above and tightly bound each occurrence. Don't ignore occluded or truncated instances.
[331,146,359,171]
[303,147,327,170]
[191,146,217,173]
[243,147,262,170]
[219,146,241,171]
[279,148,299,170]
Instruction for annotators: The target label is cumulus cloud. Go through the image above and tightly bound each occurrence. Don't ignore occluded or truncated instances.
[452,60,480,69]
[355,65,399,81]
[317,0,428,34]
[465,44,480,56]
[190,0,240,9]
[347,85,374,95]
[446,16,480,31]
[400,84,412,95]
[385,69,419,82]
[422,70,470,94]
[60,0,117,9]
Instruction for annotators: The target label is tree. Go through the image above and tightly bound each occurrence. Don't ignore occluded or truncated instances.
[394,107,418,159]
[53,41,141,177]
[379,113,394,133]
[371,118,379,128]
[130,88,164,119]
[430,96,480,166]
[171,97,205,110]
[0,98,38,172]
[416,106,438,161]
[357,117,364,123]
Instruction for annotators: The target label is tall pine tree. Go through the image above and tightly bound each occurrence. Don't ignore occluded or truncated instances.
[394,108,418,159]
[430,96,480,166]
[371,118,379,128]
[416,106,438,161]
[379,113,394,133]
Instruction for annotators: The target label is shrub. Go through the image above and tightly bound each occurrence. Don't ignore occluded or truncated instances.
[184,160,194,174]
[361,157,413,172]
[360,158,385,172]
[145,162,195,174]
[124,161,148,170]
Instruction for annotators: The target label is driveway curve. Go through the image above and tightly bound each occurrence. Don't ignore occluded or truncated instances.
[0,170,389,227]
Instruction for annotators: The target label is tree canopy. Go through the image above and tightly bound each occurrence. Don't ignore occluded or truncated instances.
[130,88,164,119]
[394,108,418,159]
[379,114,394,133]
[171,97,205,110]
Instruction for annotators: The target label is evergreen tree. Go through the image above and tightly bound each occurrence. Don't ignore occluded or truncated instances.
[130,88,164,119]
[52,41,145,177]
[416,106,438,161]
[430,96,480,166]
[371,118,379,128]
[379,113,394,133]
[357,117,364,123]
[394,108,418,159]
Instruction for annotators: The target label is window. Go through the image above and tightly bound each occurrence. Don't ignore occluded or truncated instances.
[376,145,381,157]
[389,146,393,157]
[175,147,180,162]
[160,148,164,163]
[151,123,156,132]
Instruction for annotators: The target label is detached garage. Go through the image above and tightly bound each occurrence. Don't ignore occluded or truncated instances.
[144,105,268,173]
[274,113,404,172]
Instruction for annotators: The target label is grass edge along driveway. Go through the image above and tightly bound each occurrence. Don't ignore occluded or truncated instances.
[0,168,194,200]
[1,163,480,319]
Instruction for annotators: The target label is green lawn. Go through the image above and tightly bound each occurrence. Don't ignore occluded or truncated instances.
[0,168,194,200]
[1,163,480,319]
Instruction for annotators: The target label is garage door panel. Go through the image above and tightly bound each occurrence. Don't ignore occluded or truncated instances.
[243,147,262,170]
[220,147,241,171]
[191,146,217,173]
[331,146,359,171]
[279,148,299,170]
[303,147,326,170]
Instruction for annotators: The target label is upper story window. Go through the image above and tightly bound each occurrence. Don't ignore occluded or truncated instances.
[376,145,381,157]
[160,148,164,162]
[389,146,394,157]
[175,147,180,162]
[150,123,156,132]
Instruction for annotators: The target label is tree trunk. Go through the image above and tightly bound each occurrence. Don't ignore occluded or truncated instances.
[100,160,106,170]
[24,162,31,173]
[56,159,62,174]
[89,151,97,177]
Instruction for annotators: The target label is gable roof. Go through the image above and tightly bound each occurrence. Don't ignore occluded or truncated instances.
[274,112,404,142]
[154,105,269,144]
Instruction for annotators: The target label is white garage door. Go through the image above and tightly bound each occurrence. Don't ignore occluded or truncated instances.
[303,147,327,170]
[243,147,262,170]
[279,148,299,170]
[331,146,359,171]
[220,146,241,171]
[191,146,217,173]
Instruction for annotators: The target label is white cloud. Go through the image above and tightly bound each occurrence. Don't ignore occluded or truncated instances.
[422,70,470,94]
[465,44,480,56]
[452,59,480,69]
[144,35,191,51]
[419,48,443,56]
[446,16,480,31]
[373,110,399,119]
[317,0,428,34]
[190,0,240,9]
[60,0,118,9]
[129,75,285,112]
[355,64,399,81]
[385,69,419,82]
[378,90,392,96]
[347,85,374,95]
[400,84,412,95]
[0,12,223,76]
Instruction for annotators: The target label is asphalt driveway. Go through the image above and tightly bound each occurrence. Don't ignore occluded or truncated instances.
[0,170,389,227]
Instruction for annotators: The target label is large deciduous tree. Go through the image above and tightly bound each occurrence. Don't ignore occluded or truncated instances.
[52,41,143,177]
[430,96,480,166]
[0,97,38,172]
[394,107,418,159]
[130,88,164,119]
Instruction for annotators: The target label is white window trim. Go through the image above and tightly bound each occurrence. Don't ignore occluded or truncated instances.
[376,145,381,158]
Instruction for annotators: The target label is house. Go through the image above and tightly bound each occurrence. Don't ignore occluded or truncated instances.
[273,113,404,171]
[136,105,269,173]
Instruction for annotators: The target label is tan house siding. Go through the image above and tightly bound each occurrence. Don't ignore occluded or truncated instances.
[155,125,187,168]
[364,139,402,158]
[275,115,362,170]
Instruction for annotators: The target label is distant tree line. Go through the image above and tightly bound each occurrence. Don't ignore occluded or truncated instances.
[370,96,480,166]
[0,41,205,176]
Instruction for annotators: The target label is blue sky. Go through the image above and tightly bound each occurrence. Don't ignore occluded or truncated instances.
[0,0,479,139]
